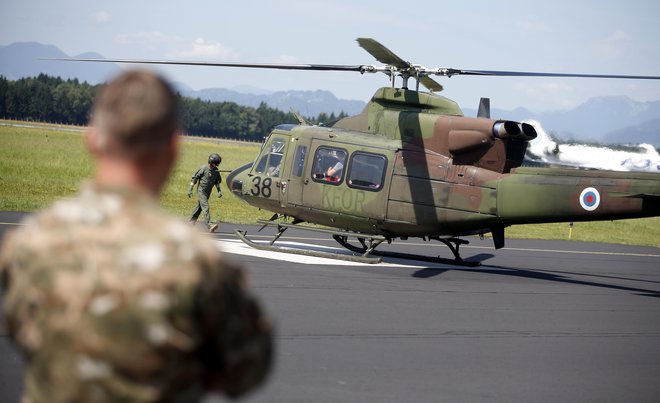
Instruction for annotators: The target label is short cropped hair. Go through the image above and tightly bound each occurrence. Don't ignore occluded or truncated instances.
[91,70,180,160]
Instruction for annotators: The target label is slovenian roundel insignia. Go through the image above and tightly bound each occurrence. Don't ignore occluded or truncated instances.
[579,187,600,211]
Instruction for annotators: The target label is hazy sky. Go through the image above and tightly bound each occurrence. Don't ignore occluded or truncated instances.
[2,0,659,111]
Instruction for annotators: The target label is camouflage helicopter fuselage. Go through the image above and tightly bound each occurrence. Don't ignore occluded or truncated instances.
[46,35,660,255]
[227,87,660,248]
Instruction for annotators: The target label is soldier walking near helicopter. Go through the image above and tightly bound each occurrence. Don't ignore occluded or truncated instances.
[188,153,223,232]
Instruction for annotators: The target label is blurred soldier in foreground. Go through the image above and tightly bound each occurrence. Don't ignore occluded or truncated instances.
[0,70,273,402]
[188,153,223,232]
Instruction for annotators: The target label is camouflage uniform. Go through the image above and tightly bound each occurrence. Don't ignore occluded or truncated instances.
[189,165,222,229]
[0,183,273,402]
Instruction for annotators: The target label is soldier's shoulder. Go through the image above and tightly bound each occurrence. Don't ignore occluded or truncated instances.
[5,196,80,240]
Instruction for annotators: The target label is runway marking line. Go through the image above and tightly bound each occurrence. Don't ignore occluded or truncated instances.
[216,239,424,267]
[0,222,25,226]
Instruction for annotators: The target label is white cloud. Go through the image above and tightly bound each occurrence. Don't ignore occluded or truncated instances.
[116,31,178,46]
[114,33,237,60]
[593,29,632,60]
[91,11,111,23]
[116,31,188,55]
[276,54,300,64]
[170,38,238,60]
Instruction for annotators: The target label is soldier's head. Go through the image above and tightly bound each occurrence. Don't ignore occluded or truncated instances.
[89,70,180,162]
[87,70,181,194]
[208,152,222,167]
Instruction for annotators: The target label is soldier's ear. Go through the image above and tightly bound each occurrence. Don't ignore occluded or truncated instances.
[85,126,102,156]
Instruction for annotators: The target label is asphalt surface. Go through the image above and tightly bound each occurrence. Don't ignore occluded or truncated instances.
[1,212,659,402]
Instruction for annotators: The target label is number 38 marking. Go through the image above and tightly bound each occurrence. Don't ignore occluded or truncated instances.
[251,176,273,198]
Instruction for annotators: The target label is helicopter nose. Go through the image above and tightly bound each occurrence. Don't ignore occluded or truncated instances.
[226,162,253,196]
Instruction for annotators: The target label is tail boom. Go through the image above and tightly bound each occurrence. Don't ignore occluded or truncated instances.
[496,168,660,225]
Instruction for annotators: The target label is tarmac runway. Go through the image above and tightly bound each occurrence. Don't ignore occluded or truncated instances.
[1,212,659,402]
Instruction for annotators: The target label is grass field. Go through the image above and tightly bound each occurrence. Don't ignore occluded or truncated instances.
[0,121,273,224]
[1,121,659,247]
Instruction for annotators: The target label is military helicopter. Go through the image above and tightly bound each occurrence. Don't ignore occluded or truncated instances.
[53,38,660,265]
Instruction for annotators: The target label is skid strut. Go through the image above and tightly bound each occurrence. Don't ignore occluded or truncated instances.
[333,235,481,267]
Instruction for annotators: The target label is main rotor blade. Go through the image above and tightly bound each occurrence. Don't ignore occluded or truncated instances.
[418,75,444,92]
[357,38,410,69]
[44,57,366,72]
[440,68,660,80]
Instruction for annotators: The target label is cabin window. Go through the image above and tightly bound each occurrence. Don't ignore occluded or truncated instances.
[311,147,347,185]
[255,138,286,177]
[347,152,387,191]
[292,145,307,177]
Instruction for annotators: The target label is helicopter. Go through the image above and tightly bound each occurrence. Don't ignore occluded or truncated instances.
[52,38,660,265]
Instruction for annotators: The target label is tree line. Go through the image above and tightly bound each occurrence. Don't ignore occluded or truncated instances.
[0,74,348,141]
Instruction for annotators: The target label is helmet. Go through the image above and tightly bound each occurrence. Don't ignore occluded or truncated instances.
[208,153,222,165]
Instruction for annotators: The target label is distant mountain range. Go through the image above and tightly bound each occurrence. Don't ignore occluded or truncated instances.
[1,42,658,146]
[0,42,120,85]
[181,87,366,118]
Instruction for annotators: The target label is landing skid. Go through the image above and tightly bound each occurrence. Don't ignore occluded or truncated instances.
[235,219,481,266]
[332,235,481,267]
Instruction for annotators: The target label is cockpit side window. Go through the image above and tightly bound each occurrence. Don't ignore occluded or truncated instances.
[254,138,286,177]
[311,147,347,185]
